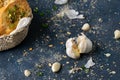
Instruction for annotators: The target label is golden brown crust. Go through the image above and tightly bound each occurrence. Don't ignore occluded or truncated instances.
[0,0,31,36]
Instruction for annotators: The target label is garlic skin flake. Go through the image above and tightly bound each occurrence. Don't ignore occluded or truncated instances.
[54,0,68,5]
[56,6,85,19]
[65,9,85,19]
[85,57,95,68]
[66,33,93,59]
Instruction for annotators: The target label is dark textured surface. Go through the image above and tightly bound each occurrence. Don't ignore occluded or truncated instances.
[0,0,120,80]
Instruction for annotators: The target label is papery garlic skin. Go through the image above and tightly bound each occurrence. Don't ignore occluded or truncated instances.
[77,33,92,53]
[85,57,95,68]
[66,38,80,59]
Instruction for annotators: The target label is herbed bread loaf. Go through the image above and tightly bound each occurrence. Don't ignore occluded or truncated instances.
[0,0,33,51]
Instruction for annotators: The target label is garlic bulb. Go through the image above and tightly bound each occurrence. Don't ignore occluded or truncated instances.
[66,33,93,59]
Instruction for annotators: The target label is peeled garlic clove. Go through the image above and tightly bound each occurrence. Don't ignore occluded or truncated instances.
[114,30,120,39]
[81,23,90,31]
[52,62,61,73]
[77,33,92,53]
[66,38,80,59]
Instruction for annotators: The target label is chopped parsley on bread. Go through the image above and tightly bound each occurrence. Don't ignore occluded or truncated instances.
[0,0,32,36]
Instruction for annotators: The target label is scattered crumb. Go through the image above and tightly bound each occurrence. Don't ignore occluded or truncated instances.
[104,53,111,57]
[66,61,69,64]
[98,18,103,22]
[60,42,64,45]
[46,36,50,39]
[62,55,67,58]
[24,70,31,77]
[35,64,42,68]
[17,58,23,63]
[69,67,82,74]
[48,63,52,67]
[48,44,53,48]
[67,32,71,35]
[29,48,33,51]
[109,71,116,74]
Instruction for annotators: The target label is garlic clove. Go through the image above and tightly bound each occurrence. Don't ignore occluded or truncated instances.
[66,38,80,59]
[114,30,120,39]
[66,38,74,48]
[77,33,93,53]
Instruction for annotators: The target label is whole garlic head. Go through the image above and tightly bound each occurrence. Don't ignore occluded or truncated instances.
[66,33,93,59]
[77,33,93,53]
